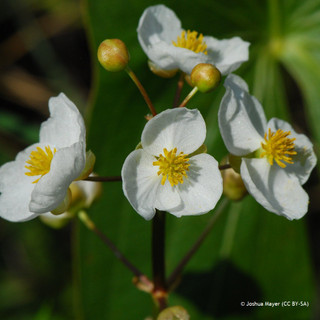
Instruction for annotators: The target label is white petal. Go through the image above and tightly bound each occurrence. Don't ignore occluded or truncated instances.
[169,153,223,217]
[145,42,178,70]
[40,93,86,149]
[39,211,72,225]
[267,118,317,185]
[121,149,160,220]
[142,108,206,156]
[137,5,215,74]
[147,43,209,74]
[205,36,250,75]
[155,180,181,212]
[122,149,182,220]
[218,74,267,156]
[29,142,86,213]
[0,144,43,221]
[137,5,182,64]
[241,158,309,220]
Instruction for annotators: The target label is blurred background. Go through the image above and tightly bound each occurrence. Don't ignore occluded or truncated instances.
[0,0,320,319]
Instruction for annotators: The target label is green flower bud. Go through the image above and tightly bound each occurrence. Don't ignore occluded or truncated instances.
[148,60,178,78]
[97,39,129,72]
[157,306,190,320]
[222,166,247,201]
[221,156,247,201]
[190,63,221,92]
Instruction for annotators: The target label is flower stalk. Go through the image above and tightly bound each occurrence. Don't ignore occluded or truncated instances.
[167,198,229,289]
[152,209,168,311]
[78,210,152,288]
[178,86,199,108]
[173,72,185,107]
[218,163,232,171]
[83,175,122,182]
[125,66,157,116]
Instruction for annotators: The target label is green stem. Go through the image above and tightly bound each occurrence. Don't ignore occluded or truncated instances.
[178,86,199,108]
[71,218,85,320]
[268,0,281,39]
[125,66,157,116]
[78,211,152,290]
[167,198,229,289]
[152,210,168,311]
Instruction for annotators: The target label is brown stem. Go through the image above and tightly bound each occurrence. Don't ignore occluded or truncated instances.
[173,72,185,108]
[218,163,232,171]
[152,210,168,311]
[167,198,229,289]
[83,176,122,182]
[78,211,152,290]
[125,66,157,116]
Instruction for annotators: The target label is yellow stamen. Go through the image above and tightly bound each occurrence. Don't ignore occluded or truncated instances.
[172,30,208,54]
[25,146,57,183]
[260,129,297,168]
[153,148,190,187]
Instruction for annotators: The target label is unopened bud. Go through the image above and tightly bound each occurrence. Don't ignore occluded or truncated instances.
[148,60,178,78]
[191,63,221,92]
[157,306,190,320]
[97,39,129,72]
[221,156,247,201]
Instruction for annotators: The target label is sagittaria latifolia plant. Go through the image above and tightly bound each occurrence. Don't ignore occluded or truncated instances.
[0,4,317,319]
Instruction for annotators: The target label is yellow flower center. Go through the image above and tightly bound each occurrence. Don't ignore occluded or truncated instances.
[153,148,190,187]
[172,30,208,54]
[260,129,297,168]
[25,146,57,183]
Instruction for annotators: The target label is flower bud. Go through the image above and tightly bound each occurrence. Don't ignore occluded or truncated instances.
[190,63,221,92]
[221,156,247,201]
[148,60,178,78]
[97,39,129,72]
[157,306,190,320]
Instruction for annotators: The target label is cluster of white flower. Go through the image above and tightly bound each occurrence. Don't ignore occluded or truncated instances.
[0,4,316,224]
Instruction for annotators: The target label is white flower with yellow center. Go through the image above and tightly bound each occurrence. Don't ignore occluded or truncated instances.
[0,93,88,222]
[137,4,250,75]
[121,108,223,220]
[218,74,317,220]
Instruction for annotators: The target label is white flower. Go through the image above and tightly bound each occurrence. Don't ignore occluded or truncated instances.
[218,74,317,220]
[137,4,250,75]
[121,108,223,220]
[0,93,87,222]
